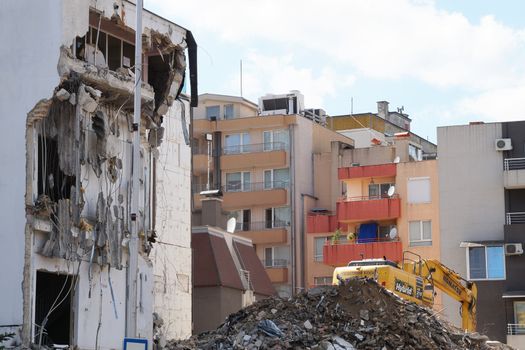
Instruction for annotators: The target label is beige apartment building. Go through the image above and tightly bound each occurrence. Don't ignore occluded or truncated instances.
[191,92,353,296]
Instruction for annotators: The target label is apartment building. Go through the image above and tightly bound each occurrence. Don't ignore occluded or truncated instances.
[329,101,436,155]
[0,1,196,348]
[191,92,353,296]
[438,121,525,347]
[305,135,441,304]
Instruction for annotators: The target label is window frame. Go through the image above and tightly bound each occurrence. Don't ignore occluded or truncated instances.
[263,129,288,151]
[225,171,251,192]
[206,105,221,120]
[407,177,431,204]
[408,220,432,247]
[314,237,330,262]
[264,168,289,189]
[466,245,506,281]
[314,276,333,286]
[224,104,234,119]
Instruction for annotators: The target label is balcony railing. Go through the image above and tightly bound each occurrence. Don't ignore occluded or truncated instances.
[508,324,525,335]
[192,181,289,194]
[504,158,525,171]
[235,220,290,232]
[224,181,289,193]
[263,259,289,268]
[222,142,287,155]
[506,212,525,225]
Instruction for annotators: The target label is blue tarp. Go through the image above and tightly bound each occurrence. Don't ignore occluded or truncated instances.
[358,223,378,243]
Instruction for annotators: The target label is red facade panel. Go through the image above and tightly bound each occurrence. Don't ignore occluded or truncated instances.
[338,163,397,180]
[323,241,403,266]
[337,197,400,222]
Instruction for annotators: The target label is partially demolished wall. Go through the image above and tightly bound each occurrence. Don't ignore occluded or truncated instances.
[10,3,192,348]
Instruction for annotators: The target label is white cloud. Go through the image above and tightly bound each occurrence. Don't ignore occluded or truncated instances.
[226,51,355,107]
[148,0,525,91]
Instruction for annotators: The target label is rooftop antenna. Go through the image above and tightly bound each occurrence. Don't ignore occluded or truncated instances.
[240,59,243,97]
[351,97,353,115]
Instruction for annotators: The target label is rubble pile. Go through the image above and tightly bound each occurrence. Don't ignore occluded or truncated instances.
[167,278,512,350]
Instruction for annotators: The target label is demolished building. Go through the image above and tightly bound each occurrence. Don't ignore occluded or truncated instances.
[0,0,196,348]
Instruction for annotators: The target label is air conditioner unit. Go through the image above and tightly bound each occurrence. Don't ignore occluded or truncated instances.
[505,243,523,256]
[495,138,512,151]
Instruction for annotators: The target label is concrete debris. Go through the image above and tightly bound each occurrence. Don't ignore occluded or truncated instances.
[166,278,514,350]
[55,88,70,101]
[78,85,98,113]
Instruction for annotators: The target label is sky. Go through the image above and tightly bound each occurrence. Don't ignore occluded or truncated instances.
[146,0,525,142]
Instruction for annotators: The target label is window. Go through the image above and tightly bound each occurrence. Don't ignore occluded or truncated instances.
[264,168,289,189]
[467,245,505,280]
[407,177,431,203]
[206,105,220,120]
[224,104,234,119]
[409,144,422,161]
[265,207,290,228]
[314,237,330,262]
[224,133,250,154]
[514,302,525,334]
[368,183,394,199]
[226,172,250,192]
[232,209,251,231]
[409,220,432,246]
[263,129,289,151]
[314,276,333,286]
[264,246,289,267]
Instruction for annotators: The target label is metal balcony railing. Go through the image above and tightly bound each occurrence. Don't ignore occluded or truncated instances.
[342,194,399,202]
[239,268,253,290]
[506,212,525,225]
[324,236,400,244]
[192,181,289,194]
[504,158,525,171]
[263,259,289,268]
[235,220,290,232]
[224,181,289,193]
[222,142,287,155]
[508,323,525,335]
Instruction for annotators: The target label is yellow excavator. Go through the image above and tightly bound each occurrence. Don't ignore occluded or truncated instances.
[332,251,477,331]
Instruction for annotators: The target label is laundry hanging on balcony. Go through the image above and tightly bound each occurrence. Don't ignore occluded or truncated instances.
[358,223,378,243]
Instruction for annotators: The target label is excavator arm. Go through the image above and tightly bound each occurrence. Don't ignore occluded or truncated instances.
[421,259,477,332]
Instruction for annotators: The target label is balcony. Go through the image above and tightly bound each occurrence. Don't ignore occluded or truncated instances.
[307,214,338,233]
[323,239,403,266]
[235,221,288,245]
[504,158,525,189]
[506,212,525,225]
[263,259,289,283]
[338,163,396,180]
[507,324,525,349]
[192,182,288,210]
[221,142,287,170]
[337,196,401,222]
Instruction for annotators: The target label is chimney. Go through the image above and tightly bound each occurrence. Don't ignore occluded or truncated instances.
[201,197,228,229]
[377,101,389,120]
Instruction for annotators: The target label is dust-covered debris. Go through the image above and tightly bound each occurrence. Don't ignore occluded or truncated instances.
[167,278,513,350]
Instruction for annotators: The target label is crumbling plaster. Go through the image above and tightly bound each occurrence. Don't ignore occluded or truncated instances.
[1,0,190,347]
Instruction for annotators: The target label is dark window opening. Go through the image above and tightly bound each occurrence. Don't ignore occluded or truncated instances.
[107,34,122,71]
[148,54,172,109]
[89,27,107,59]
[265,208,273,229]
[74,34,87,60]
[35,271,74,346]
[37,136,76,201]
[122,41,135,69]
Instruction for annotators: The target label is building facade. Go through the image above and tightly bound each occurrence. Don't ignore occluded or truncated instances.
[191,92,353,297]
[305,136,441,308]
[0,1,195,348]
[329,101,437,156]
[438,121,525,347]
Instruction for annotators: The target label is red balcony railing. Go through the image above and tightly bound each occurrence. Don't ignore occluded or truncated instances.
[338,163,396,180]
[337,196,400,222]
[323,239,403,266]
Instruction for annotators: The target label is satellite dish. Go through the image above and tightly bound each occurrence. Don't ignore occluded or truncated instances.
[387,185,395,197]
[393,156,400,164]
[389,227,398,239]
[226,217,237,234]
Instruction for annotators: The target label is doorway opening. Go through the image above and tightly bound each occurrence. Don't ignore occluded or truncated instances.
[34,271,74,346]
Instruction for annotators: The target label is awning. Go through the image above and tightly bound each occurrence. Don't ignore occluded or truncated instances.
[459,240,504,248]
